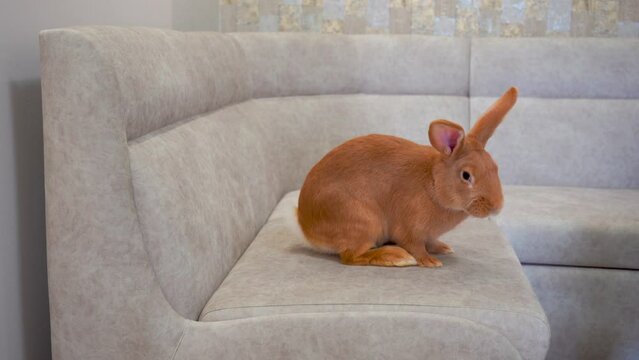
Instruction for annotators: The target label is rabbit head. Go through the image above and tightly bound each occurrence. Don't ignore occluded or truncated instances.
[428,87,518,218]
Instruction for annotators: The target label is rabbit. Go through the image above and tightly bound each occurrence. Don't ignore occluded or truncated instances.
[296,87,518,267]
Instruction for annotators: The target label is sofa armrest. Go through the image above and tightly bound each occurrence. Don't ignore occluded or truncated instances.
[41,27,186,359]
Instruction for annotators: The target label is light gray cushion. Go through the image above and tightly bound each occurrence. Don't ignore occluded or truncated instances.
[497,185,639,270]
[232,33,470,98]
[199,191,550,360]
[524,265,639,360]
[178,312,524,359]
[471,37,639,99]
[129,94,469,319]
[58,27,252,141]
[471,97,639,189]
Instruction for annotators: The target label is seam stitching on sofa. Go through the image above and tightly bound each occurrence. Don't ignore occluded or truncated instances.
[468,38,473,128]
[200,302,549,329]
[170,327,187,360]
[206,309,526,359]
[127,94,471,143]
[468,37,473,98]
[204,306,542,358]
[128,150,199,318]
[523,262,639,271]
[128,92,632,144]
[227,33,255,101]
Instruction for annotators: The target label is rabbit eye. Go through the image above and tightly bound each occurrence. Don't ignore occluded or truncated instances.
[461,171,472,183]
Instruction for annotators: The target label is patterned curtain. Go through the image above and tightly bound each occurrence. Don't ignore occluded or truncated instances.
[219,0,639,37]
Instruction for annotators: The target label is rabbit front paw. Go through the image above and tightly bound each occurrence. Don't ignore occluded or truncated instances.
[426,239,454,255]
[417,255,443,268]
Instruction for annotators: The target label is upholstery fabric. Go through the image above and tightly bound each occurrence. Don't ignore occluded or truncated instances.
[40,28,186,360]
[498,186,639,269]
[470,37,639,99]
[232,33,470,98]
[177,313,524,360]
[524,265,639,360]
[471,97,639,189]
[129,94,469,319]
[199,191,550,360]
[49,27,252,141]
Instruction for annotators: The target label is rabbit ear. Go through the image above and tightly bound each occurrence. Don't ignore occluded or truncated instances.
[469,87,518,147]
[429,119,465,156]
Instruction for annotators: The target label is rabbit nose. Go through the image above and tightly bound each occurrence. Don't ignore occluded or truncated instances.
[491,189,504,213]
[490,197,503,215]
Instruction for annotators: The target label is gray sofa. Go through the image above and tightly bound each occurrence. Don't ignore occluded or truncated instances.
[40,27,638,360]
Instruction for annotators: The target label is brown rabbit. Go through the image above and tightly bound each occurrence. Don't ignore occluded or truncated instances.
[297,87,518,267]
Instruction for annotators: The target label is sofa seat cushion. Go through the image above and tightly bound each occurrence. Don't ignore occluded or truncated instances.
[498,185,639,270]
[200,191,550,360]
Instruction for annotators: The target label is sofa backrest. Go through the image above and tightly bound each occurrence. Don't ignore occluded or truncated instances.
[42,26,472,320]
[232,33,470,98]
[471,38,639,189]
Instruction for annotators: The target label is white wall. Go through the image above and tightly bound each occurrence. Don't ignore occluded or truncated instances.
[0,1,217,359]
[174,0,220,31]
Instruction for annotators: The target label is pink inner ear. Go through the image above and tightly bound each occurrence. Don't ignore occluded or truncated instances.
[435,127,462,154]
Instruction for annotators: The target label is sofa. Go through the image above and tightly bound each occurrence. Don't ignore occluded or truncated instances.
[39,26,638,359]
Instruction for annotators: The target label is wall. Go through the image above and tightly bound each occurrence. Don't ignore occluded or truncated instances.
[175,0,221,30]
[0,1,217,359]
[219,0,639,36]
